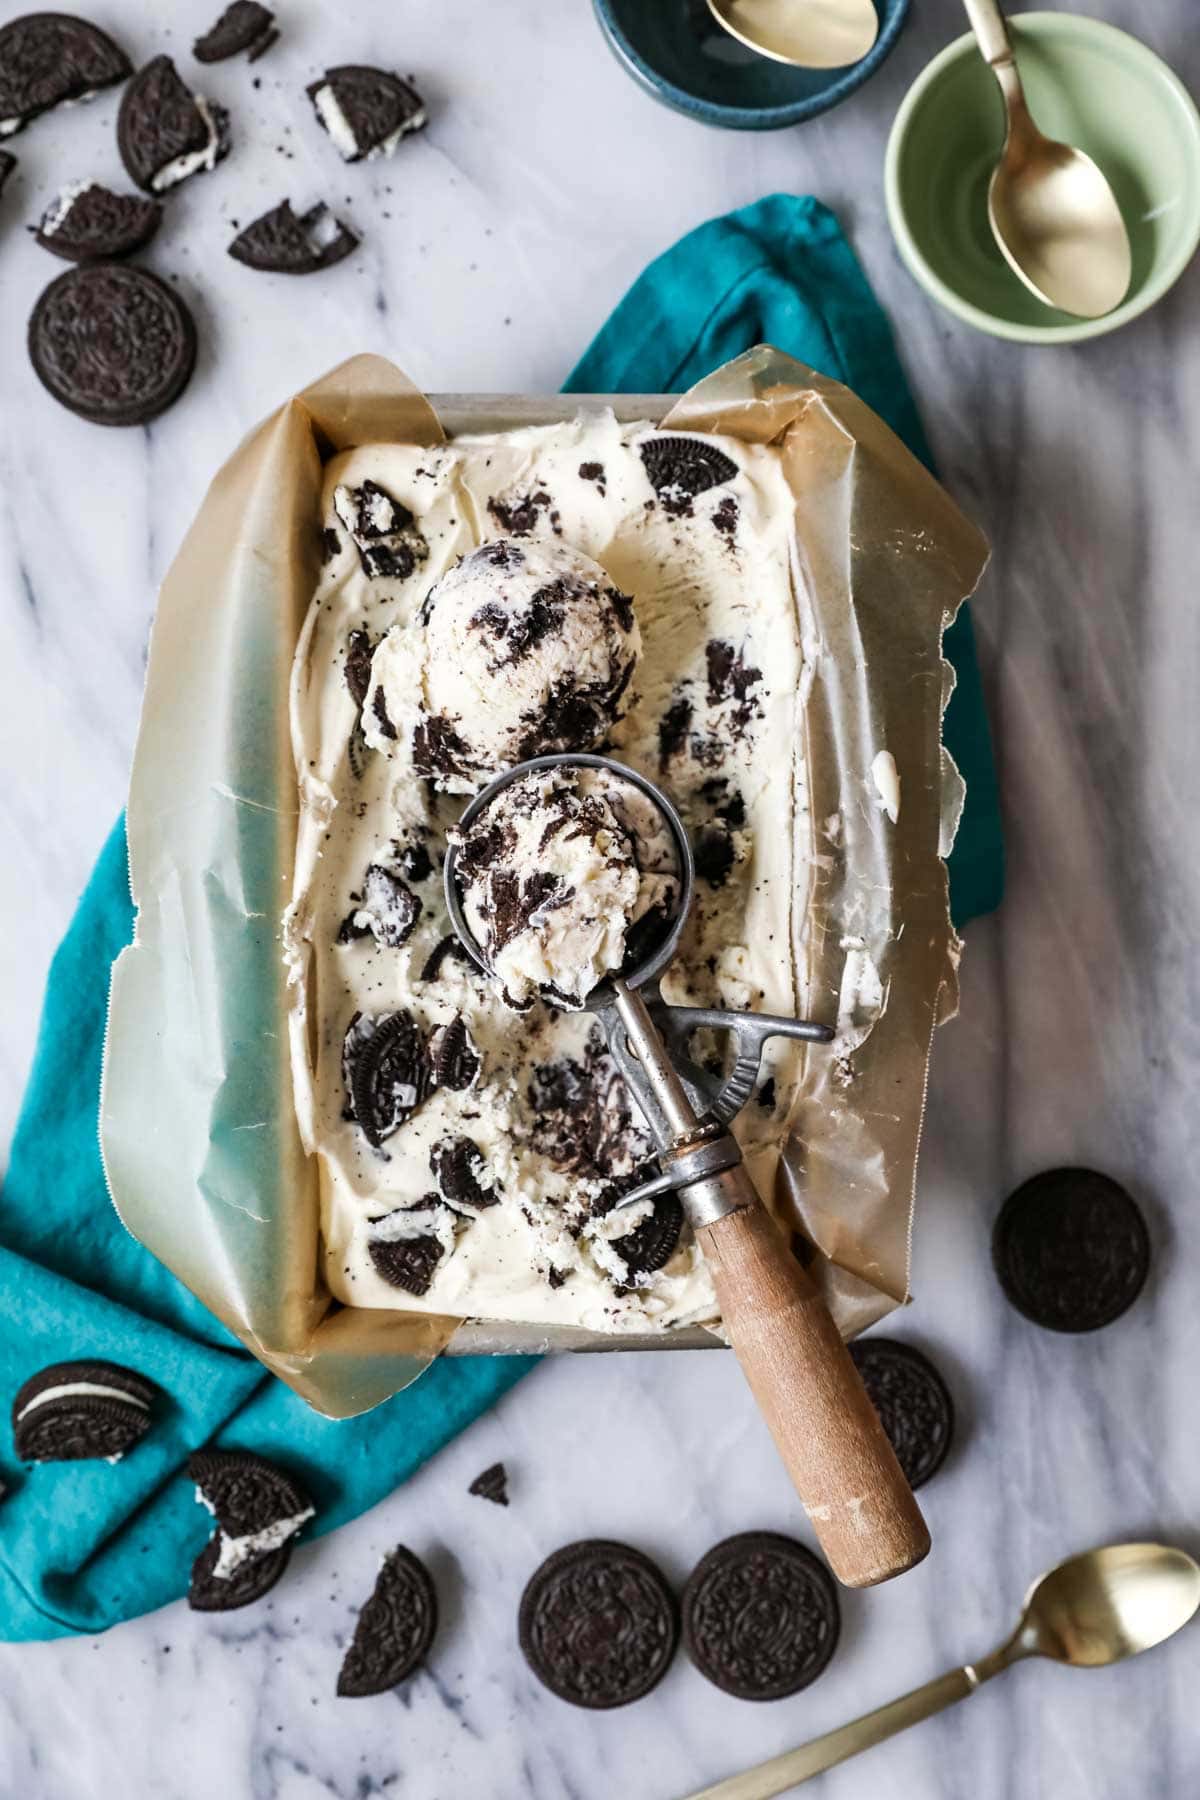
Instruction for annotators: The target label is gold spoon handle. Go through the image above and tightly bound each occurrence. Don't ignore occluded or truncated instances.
[961,0,1015,69]
[679,1657,1009,1800]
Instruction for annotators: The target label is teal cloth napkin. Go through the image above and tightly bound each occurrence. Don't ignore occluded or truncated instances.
[0,192,1002,1644]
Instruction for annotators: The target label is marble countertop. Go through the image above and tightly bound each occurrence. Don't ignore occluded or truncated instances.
[2,0,1198,1795]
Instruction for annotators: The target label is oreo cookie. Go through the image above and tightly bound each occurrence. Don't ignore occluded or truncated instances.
[693,823,736,890]
[519,1540,678,1709]
[640,436,738,515]
[343,627,374,708]
[337,865,421,948]
[419,933,472,985]
[337,1546,438,1696]
[229,199,357,274]
[193,1,277,63]
[188,1449,314,1613]
[307,66,426,163]
[117,56,230,194]
[849,1337,954,1491]
[468,1462,509,1506]
[35,182,161,262]
[12,1359,159,1463]
[334,479,428,580]
[28,263,196,426]
[993,1166,1151,1332]
[0,13,131,138]
[0,151,17,199]
[428,1015,481,1092]
[682,1532,839,1701]
[343,1009,428,1147]
[594,1186,684,1285]
[367,1202,455,1296]
[431,1135,497,1212]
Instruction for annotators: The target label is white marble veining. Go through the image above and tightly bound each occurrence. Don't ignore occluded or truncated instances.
[2,0,1199,1795]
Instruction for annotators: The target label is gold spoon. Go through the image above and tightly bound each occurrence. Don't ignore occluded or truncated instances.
[704,0,879,72]
[682,1541,1200,1800]
[964,0,1131,317]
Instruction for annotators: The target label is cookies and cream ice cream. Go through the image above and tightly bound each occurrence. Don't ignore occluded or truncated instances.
[453,764,680,1009]
[286,411,809,1334]
[363,539,641,792]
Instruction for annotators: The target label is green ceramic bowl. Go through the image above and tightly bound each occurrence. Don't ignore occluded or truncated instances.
[885,13,1200,342]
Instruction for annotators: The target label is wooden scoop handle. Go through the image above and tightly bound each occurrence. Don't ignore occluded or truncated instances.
[698,1190,930,1588]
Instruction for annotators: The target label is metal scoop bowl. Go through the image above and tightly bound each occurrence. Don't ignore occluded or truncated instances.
[445,752,931,1590]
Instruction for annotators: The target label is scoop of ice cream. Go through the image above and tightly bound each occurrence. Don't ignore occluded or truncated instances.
[453,766,680,1009]
[363,540,640,793]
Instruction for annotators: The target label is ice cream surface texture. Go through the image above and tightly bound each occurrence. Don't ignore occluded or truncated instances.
[286,412,809,1334]
[453,764,680,1009]
[364,539,641,792]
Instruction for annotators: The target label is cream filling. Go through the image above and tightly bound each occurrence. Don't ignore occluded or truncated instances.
[16,1381,149,1420]
[40,179,91,236]
[150,96,222,192]
[312,85,426,161]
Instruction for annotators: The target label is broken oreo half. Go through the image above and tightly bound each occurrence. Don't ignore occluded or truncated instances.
[640,436,738,514]
[229,199,357,274]
[334,479,428,581]
[0,13,131,139]
[337,865,421,949]
[12,1358,160,1463]
[118,56,230,194]
[428,1015,481,1092]
[35,182,161,262]
[344,1009,428,1147]
[606,1193,684,1284]
[188,1449,314,1612]
[338,1546,438,1696]
[307,65,426,163]
[431,1135,497,1211]
[367,1203,455,1296]
[193,0,277,63]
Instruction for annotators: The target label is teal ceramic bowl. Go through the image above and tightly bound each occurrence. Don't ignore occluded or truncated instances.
[594,0,909,131]
[886,14,1200,342]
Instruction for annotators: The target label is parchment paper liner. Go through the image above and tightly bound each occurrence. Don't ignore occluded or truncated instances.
[100,347,987,1419]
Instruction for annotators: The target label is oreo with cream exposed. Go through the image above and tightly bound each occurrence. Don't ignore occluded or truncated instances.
[306,65,426,163]
[229,199,357,274]
[35,182,161,261]
[0,13,131,138]
[117,56,230,194]
[188,1449,314,1612]
[12,1359,160,1462]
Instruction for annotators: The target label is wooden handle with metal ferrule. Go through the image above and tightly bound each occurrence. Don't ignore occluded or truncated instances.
[698,1198,930,1588]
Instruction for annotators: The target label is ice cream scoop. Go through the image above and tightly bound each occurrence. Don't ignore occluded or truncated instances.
[446,755,931,1590]
[451,762,681,1009]
[364,539,641,792]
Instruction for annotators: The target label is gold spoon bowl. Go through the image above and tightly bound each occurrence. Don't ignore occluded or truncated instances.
[706,0,879,71]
